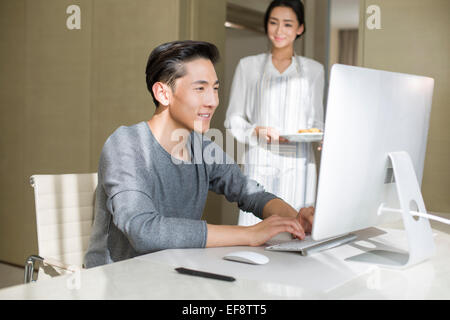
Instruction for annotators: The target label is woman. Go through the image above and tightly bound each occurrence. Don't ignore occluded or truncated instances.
[225,0,325,226]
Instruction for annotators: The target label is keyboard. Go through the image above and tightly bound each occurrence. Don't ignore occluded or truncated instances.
[265,234,357,255]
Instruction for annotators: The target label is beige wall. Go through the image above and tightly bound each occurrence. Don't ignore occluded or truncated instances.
[328,27,340,75]
[303,0,330,69]
[0,0,28,268]
[89,0,182,170]
[358,0,450,213]
[0,0,226,266]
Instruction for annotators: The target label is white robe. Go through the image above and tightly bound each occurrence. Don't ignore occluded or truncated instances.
[224,53,325,226]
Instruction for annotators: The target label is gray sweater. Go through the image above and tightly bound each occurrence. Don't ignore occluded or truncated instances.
[84,122,277,268]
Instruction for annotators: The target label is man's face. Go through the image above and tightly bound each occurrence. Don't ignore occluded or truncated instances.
[169,58,219,133]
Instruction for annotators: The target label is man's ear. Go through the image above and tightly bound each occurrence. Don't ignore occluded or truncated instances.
[152,82,171,106]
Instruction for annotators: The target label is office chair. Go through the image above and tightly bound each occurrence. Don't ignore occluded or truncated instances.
[24,173,97,283]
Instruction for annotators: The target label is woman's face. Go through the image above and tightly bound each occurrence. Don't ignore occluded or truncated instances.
[267,6,304,49]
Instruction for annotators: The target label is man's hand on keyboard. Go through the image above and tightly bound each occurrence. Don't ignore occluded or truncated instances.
[260,199,313,243]
[248,215,306,246]
[297,206,315,235]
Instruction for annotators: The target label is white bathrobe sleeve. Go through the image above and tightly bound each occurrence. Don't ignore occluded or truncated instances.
[309,64,325,131]
[224,60,258,146]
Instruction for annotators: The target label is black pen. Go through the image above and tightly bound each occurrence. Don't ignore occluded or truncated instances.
[175,267,236,282]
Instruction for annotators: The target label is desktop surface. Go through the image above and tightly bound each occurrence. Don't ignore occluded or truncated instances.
[0,224,448,300]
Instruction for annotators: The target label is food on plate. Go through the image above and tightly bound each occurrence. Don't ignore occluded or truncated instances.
[297,128,321,133]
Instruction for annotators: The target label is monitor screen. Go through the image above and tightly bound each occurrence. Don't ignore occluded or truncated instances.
[312,64,434,241]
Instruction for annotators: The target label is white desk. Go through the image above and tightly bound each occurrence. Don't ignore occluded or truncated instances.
[0,226,449,300]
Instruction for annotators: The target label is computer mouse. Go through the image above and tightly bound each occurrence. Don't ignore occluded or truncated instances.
[223,251,269,265]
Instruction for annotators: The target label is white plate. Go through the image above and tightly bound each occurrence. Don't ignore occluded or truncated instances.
[280,132,323,142]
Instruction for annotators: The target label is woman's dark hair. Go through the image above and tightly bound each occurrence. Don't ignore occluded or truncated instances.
[264,0,306,39]
[145,40,220,106]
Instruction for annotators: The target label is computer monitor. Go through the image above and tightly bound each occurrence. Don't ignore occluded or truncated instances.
[312,64,435,268]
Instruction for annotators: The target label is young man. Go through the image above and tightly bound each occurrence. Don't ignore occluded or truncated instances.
[84,40,314,268]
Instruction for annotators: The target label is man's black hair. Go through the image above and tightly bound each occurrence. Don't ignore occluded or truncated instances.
[145,40,220,107]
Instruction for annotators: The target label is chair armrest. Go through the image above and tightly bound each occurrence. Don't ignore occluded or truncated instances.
[41,257,72,271]
[24,255,75,283]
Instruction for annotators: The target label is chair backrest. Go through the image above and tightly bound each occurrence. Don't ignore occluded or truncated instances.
[30,173,98,268]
